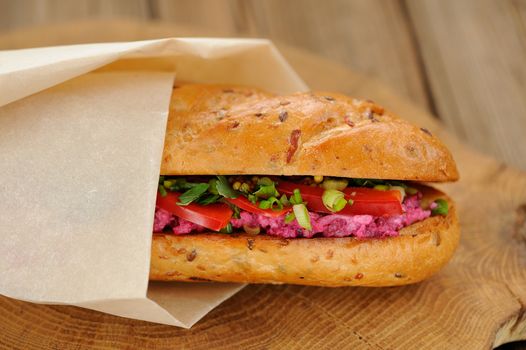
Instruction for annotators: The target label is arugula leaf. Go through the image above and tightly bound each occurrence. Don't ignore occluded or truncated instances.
[177,183,210,206]
[196,194,221,205]
[216,176,239,198]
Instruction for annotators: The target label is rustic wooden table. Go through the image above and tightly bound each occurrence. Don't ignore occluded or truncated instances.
[1,2,525,349]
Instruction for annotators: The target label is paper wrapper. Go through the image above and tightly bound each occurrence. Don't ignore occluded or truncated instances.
[0,38,308,328]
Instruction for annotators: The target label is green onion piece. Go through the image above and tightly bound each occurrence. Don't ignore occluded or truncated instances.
[280,194,290,206]
[293,204,312,230]
[284,212,296,223]
[406,187,418,195]
[431,199,449,216]
[333,197,347,212]
[254,184,279,199]
[248,194,257,204]
[163,180,174,189]
[390,185,406,202]
[321,178,348,191]
[159,176,165,183]
[322,189,347,212]
[373,184,389,191]
[259,200,271,209]
[267,196,283,211]
[208,179,219,195]
[158,185,167,197]
[290,188,303,205]
[257,177,274,186]
[177,183,210,205]
[220,222,233,234]
[348,199,354,206]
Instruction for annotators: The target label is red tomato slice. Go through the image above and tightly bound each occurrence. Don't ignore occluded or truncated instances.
[225,196,292,218]
[156,191,233,231]
[276,181,403,217]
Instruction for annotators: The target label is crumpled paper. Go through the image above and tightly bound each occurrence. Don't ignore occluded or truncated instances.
[0,38,308,328]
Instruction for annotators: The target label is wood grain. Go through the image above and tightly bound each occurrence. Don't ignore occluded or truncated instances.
[0,0,151,30]
[153,0,431,110]
[0,20,525,349]
[406,0,526,171]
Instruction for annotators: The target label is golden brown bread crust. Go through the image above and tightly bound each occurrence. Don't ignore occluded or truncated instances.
[161,84,458,181]
[149,186,459,287]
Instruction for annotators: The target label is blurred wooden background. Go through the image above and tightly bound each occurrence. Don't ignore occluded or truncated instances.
[1,0,526,171]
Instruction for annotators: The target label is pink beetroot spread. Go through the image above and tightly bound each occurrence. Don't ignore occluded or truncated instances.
[153,194,430,239]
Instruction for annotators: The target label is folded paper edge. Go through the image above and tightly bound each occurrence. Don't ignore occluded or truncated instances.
[0,37,308,107]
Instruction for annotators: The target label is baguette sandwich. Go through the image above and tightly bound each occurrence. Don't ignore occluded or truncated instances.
[150,84,459,287]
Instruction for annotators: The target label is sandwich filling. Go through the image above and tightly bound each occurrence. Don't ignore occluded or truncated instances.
[153,176,448,239]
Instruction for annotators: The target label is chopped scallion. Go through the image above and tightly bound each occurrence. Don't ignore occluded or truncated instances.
[406,187,418,195]
[431,199,449,216]
[290,188,303,205]
[322,189,347,212]
[279,194,290,206]
[267,196,283,211]
[220,222,233,234]
[259,200,271,209]
[284,212,296,223]
[293,203,311,230]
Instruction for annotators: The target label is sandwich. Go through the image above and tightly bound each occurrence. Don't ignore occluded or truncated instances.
[150,84,459,287]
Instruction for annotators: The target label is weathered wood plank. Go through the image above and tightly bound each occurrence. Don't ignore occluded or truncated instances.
[0,0,151,31]
[152,0,431,110]
[406,0,526,171]
[152,0,240,35]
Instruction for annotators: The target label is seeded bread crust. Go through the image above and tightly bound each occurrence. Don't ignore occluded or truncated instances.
[161,84,458,182]
[149,186,459,287]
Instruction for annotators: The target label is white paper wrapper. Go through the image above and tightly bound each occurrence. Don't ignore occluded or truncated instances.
[0,38,308,328]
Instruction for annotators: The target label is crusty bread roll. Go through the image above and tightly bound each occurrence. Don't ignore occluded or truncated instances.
[152,84,460,286]
[150,185,459,286]
[162,84,458,181]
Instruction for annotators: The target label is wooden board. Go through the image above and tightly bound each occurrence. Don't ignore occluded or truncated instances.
[0,21,526,349]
